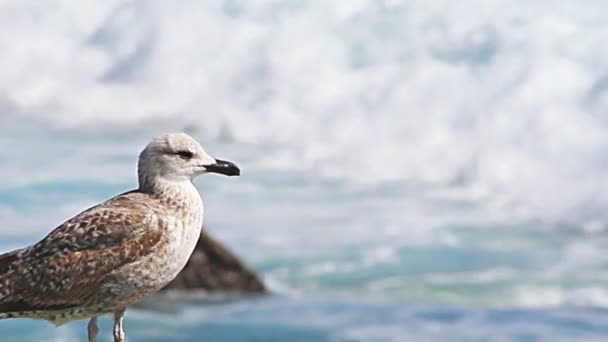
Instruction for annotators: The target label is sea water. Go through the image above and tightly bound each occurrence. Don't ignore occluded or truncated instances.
[2,1,608,341]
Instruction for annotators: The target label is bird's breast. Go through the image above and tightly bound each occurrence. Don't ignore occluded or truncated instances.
[125,183,204,292]
[156,193,204,283]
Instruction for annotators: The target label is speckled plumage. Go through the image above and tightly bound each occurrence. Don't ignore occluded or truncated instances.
[0,132,240,341]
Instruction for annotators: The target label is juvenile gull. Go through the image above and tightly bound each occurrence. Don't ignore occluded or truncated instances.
[0,132,240,342]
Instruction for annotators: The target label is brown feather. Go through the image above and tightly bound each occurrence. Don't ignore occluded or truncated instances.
[0,250,20,276]
[0,191,164,315]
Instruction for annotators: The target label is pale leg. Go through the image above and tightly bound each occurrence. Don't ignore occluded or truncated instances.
[113,308,126,342]
[87,317,98,342]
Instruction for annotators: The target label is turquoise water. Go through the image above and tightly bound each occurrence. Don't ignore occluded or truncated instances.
[4,297,608,341]
[1,126,608,341]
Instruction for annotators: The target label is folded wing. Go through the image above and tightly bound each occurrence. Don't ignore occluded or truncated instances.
[0,191,163,314]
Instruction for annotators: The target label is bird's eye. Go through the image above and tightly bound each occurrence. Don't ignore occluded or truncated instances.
[176,150,194,159]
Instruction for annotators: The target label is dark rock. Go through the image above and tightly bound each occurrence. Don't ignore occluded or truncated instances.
[160,228,267,294]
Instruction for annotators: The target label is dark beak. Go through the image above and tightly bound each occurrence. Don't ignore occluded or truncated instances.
[204,159,240,176]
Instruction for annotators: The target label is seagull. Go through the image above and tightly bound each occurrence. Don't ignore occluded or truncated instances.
[0,132,240,342]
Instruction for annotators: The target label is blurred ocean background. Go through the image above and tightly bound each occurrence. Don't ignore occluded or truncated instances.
[2,0,608,341]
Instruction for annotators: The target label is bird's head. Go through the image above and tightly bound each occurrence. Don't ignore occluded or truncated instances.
[138,132,240,186]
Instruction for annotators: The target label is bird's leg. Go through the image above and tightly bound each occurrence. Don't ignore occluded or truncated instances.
[113,308,126,342]
[87,317,98,342]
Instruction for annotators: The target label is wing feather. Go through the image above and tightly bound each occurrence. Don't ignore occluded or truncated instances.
[0,191,164,313]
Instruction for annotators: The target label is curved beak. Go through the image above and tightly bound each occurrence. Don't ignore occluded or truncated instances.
[203,159,240,176]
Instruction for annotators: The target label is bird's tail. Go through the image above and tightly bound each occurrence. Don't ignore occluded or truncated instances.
[0,312,19,319]
[0,249,21,319]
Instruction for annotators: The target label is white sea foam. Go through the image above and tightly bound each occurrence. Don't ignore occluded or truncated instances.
[513,286,608,308]
[2,1,608,223]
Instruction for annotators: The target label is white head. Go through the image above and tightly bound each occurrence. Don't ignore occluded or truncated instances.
[137,132,240,188]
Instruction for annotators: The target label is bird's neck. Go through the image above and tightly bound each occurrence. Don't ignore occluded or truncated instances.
[139,177,202,209]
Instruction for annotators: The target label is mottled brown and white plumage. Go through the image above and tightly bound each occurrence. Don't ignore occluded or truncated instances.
[0,132,240,342]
